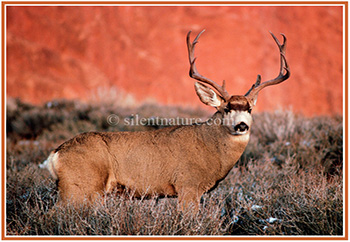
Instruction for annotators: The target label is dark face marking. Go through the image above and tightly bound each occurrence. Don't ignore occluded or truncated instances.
[226,96,251,112]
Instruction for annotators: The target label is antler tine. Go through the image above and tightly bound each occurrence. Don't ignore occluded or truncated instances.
[245,32,290,99]
[187,30,231,101]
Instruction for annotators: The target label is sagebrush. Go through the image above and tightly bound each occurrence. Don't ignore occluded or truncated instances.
[6,98,343,236]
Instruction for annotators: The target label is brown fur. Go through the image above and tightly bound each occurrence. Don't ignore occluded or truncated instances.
[227,96,251,112]
[44,109,251,212]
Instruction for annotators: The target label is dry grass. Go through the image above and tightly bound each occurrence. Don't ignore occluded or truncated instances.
[6,98,343,236]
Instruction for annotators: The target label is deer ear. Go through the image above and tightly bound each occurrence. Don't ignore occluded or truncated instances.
[248,94,258,108]
[194,82,224,108]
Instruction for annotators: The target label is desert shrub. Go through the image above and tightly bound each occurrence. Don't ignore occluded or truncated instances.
[239,110,343,177]
[5,99,343,236]
[6,98,208,143]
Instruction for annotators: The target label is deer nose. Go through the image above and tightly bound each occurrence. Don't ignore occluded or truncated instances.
[234,122,249,132]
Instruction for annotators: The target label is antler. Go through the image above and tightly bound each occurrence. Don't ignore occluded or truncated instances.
[187,30,231,101]
[245,32,290,101]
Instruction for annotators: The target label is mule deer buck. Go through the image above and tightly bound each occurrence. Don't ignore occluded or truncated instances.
[40,30,290,212]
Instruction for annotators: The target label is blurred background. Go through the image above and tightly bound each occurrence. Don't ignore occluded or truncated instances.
[6,5,343,116]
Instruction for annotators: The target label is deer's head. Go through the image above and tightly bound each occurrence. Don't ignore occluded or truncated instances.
[187,30,290,135]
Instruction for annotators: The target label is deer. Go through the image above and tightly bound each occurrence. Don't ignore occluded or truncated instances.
[40,30,290,212]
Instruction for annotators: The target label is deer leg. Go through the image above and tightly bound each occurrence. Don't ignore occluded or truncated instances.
[57,177,104,205]
[56,160,109,205]
[177,187,202,214]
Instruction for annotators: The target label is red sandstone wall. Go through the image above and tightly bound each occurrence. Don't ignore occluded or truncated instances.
[6,5,343,116]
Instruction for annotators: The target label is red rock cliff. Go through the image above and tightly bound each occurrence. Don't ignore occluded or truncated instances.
[6,5,343,116]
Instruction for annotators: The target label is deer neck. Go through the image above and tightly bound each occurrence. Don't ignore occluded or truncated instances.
[199,112,251,176]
